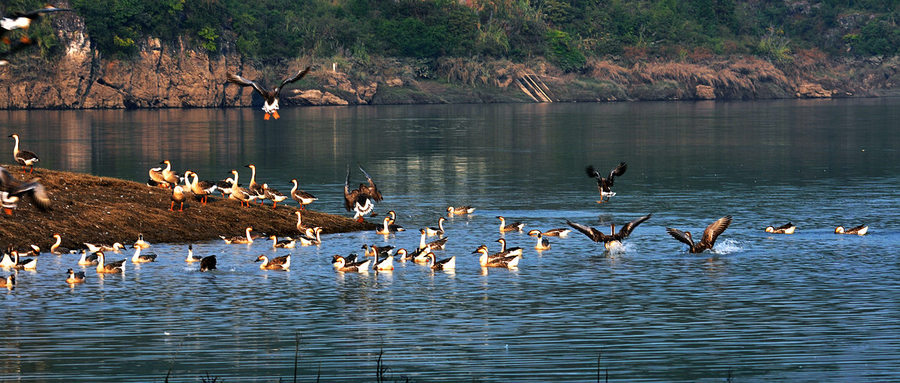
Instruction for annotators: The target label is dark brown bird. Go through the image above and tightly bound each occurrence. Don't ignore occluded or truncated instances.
[566,213,652,250]
[226,67,310,120]
[666,215,733,254]
[586,162,627,204]
[0,165,50,215]
[344,165,383,222]
[199,255,217,272]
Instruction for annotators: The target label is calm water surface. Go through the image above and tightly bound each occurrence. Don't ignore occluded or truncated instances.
[1,99,899,381]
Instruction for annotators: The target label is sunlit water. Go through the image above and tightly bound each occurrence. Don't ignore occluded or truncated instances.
[1,99,899,381]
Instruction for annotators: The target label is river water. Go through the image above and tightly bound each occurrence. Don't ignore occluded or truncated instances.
[1,99,899,381]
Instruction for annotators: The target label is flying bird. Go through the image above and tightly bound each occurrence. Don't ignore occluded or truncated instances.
[666,215,733,254]
[226,66,311,120]
[1,6,72,34]
[586,162,627,204]
[566,213,652,250]
[344,165,383,222]
[0,165,49,215]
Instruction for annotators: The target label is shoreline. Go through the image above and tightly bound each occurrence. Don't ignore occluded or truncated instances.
[0,165,376,250]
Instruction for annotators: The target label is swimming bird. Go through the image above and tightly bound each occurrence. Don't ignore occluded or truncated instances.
[298,227,322,246]
[221,227,254,244]
[542,228,571,237]
[133,234,151,249]
[12,250,36,270]
[835,224,868,236]
[331,253,359,268]
[1,6,72,34]
[567,213,652,250]
[0,165,50,215]
[269,235,296,249]
[131,245,158,263]
[666,215,733,254]
[66,268,85,284]
[95,251,126,273]
[425,252,455,271]
[185,244,202,262]
[0,249,15,268]
[376,216,404,235]
[446,205,475,216]
[228,170,253,207]
[418,229,448,250]
[50,234,72,254]
[386,210,405,231]
[290,179,317,210]
[332,255,370,273]
[262,183,287,209]
[199,255,217,272]
[362,244,395,258]
[77,250,99,266]
[0,273,14,288]
[226,66,310,120]
[473,245,521,268]
[424,216,446,237]
[495,238,523,257]
[373,250,394,271]
[497,216,524,232]
[586,162,627,204]
[344,165,383,222]
[527,230,551,250]
[256,254,291,270]
[8,134,38,174]
[765,222,796,234]
[170,185,186,211]
[83,242,124,253]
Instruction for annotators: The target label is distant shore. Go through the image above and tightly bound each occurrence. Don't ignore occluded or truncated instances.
[0,165,375,250]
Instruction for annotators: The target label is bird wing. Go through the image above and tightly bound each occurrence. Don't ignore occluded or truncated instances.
[226,73,269,97]
[274,66,311,95]
[607,162,627,187]
[701,215,732,247]
[775,222,793,231]
[358,165,383,202]
[585,165,600,179]
[22,7,73,18]
[618,213,651,237]
[343,166,355,212]
[566,220,606,242]
[666,227,694,247]
[19,180,50,211]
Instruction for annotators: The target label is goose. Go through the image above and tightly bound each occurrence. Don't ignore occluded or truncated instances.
[8,134,38,174]
[215,176,236,197]
[244,164,266,203]
[148,164,169,188]
[199,255,217,272]
[361,244,395,258]
[95,251,126,273]
[343,165,383,222]
[0,249,14,267]
[84,242,124,253]
[131,245,158,263]
[262,183,287,209]
[290,179,317,210]
[495,238,523,257]
[256,254,290,270]
[221,227,254,244]
[186,171,217,205]
[835,224,868,236]
[386,210,405,232]
[50,234,72,254]
[133,234,151,249]
[0,274,14,288]
[411,248,433,264]
[226,66,311,120]
[12,251,36,270]
[228,170,253,207]
[473,245,521,268]
[542,228,571,237]
[170,185,186,211]
[425,252,455,271]
[332,255,370,273]
[298,227,322,246]
[160,160,182,186]
[418,229,448,250]
[446,205,475,216]
[527,230,551,250]
[373,250,394,271]
[765,222,796,234]
[497,216,524,232]
[395,248,412,262]
[376,217,404,235]
[425,217,446,237]
[666,215,733,254]
[586,162,627,204]
[0,165,50,215]
[331,253,359,268]
[77,250,99,266]
[567,213,652,250]
[65,268,85,284]
[269,235,296,249]
[1,6,72,33]
[294,211,306,232]
[185,244,202,262]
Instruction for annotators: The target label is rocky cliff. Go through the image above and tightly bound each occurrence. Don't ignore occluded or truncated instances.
[0,9,897,110]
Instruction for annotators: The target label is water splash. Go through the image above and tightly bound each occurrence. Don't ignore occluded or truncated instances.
[712,239,744,254]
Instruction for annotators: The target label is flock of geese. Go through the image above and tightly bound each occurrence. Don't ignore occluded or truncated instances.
[0,139,872,289]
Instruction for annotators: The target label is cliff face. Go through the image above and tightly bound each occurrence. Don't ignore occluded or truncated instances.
[0,8,897,109]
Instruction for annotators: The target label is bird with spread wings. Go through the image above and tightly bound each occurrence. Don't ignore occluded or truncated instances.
[226,66,311,120]
[344,165,383,222]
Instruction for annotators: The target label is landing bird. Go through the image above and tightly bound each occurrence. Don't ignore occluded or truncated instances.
[343,165,383,222]
[226,66,310,120]
[1,6,72,34]
[586,162,627,204]
[567,213,651,250]
[0,165,49,215]
[666,215,733,254]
